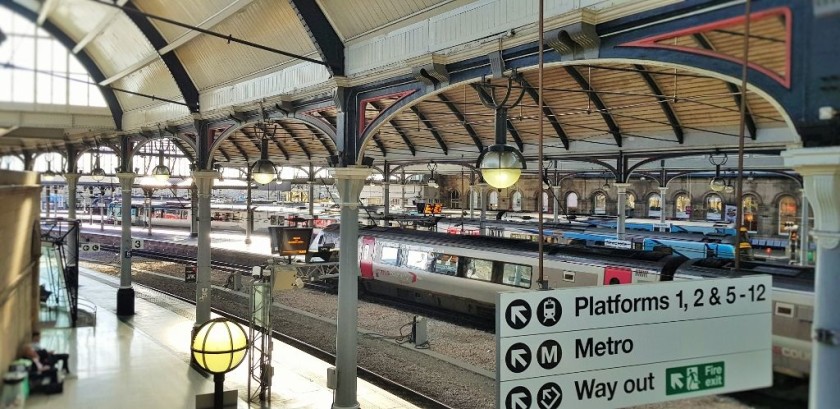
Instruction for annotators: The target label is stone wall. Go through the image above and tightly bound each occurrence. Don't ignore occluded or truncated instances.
[0,170,41,373]
[437,174,803,237]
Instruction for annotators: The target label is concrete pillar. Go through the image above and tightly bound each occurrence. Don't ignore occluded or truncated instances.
[782,147,840,409]
[478,183,488,235]
[553,186,561,223]
[65,173,80,268]
[193,170,217,326]
[800,189,811,265]
[116,172,135,316]
[615,183,630,240]
[332,166,372,409]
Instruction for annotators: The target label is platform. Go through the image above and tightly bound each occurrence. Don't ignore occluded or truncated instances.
[26,268,420,409]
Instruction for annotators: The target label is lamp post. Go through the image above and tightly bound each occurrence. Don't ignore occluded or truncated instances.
[191,318,249,409]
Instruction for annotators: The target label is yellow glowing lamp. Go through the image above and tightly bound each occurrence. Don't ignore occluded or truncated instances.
[191,318,249,374]
[478,145,525,189]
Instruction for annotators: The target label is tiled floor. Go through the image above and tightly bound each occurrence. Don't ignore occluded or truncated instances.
[25,268,419,409]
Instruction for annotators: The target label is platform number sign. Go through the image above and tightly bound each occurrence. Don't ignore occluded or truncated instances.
[131,238,144,250]
[80,243,100,252]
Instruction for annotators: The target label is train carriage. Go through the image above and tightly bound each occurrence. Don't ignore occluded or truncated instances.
[356,227,686,319]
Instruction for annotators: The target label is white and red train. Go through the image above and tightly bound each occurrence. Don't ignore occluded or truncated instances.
[313,225,813,379]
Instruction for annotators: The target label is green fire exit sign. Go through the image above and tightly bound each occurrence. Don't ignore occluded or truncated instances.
[665,362,725,395]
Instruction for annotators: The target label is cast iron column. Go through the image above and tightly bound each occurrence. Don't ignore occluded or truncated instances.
[658,186,668,225]
[332,166,372,409]
[783,147,840,409]
[478,183,488,235]
[65,173,80,268]
[309,163,316,217]
[615,183,630,240]
[116,172,135,315]
[245,166,253,245]
[193,170,217,325]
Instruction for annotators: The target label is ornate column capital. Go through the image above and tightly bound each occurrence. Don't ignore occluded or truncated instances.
[116,172,135,192]
[614,182,631,193]
[783,147,840,249]
[192,170,218,198]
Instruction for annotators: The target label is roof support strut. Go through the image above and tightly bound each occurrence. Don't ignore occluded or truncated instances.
[633,64,684,144]
[564,66,622,147]
[409,106,448,155]
[370,100,416,156]
[518,76,570,150]
[288,0,344,76]
[437,94,483,152]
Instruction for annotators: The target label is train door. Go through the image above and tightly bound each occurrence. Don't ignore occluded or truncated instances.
[359,236,375,279]
[603,266,632,285]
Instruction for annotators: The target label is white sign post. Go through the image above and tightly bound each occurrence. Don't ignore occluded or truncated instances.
[496,276,772,409]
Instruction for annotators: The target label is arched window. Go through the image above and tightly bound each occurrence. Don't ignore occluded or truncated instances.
[705,194,723,221]
[566,192,579,213]
[648,193,662,218]
[449,189,460,209]
[625,192,636,217]
[0,156,25,170]
[593,192,607,215]
[741,194,759,232]
[0,8,106,106]
[511,191,522,211]
[542,191,550,212]
[471,187,480,209]
[778,195,797,235]
[489,190,499,210]
[675,194,691,219]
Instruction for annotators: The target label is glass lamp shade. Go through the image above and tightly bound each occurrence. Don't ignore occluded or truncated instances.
[191,318,249,374]
[152,164,171,181]
[427,178,438,188]
[41,170,57,182]
[724,184,735,194]
[709,177,726,192]
[251,159,277,184]
[91,167,107,182]
[479,148,524,189]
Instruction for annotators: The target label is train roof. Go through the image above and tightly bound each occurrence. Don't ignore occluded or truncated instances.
[676,258,814,292]
[359,226,685,267]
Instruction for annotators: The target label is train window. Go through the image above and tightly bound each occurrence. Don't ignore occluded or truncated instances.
[405,250,432,271]
[432,254,458,276]
[465,258,493,282]
[380,245,400,266]
[502,263,532,288]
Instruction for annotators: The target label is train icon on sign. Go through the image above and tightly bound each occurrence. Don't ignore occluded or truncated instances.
[537,297,561,327]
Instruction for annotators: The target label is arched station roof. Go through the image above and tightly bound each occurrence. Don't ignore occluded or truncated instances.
[0,0,838,171]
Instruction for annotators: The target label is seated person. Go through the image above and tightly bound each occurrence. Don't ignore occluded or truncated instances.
[31,331,70,374]
[21,344,60,387]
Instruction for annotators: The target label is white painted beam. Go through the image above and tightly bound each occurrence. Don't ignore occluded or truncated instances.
[73,0,130,54]
[36,0,58,26]
[98,0,254,87]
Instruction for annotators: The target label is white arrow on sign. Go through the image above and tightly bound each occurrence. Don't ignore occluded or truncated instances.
[511,392,529,409]
[670,373,684,390]
[510,348,529,368]
[510,305,529,326]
